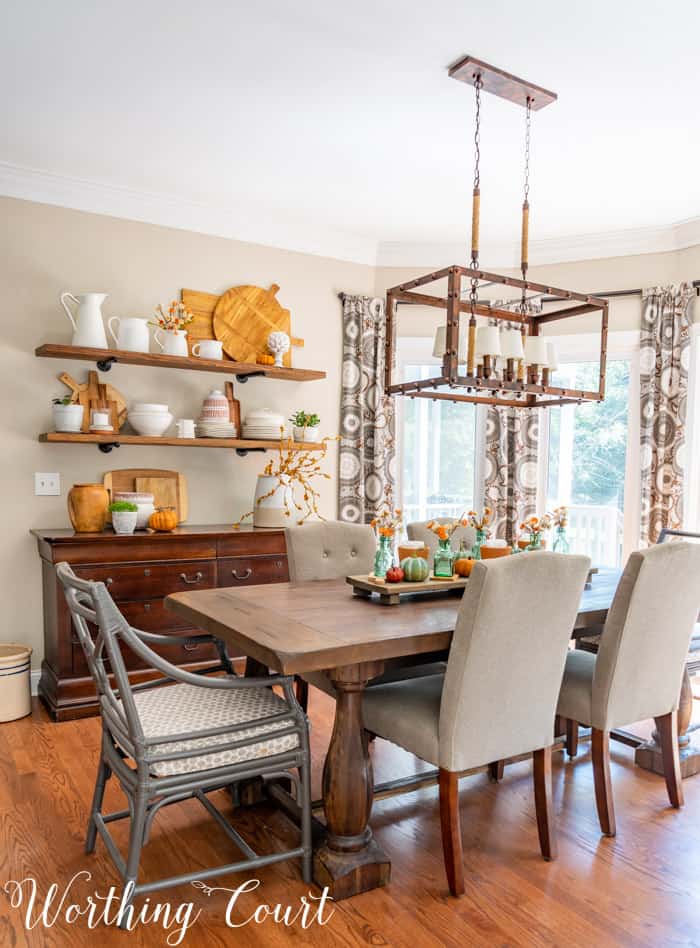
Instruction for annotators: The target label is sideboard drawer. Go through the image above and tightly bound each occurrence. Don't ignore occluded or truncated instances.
[73,632,218,675]
[218,555,289,587]
[75,561,217,601]
[217,533,286,557]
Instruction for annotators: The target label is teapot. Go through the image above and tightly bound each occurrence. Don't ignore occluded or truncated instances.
[108,316,151,353]
[60,293,108,349]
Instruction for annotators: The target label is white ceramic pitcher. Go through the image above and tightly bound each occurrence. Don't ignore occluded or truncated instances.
[154,328,189,357]
[60,292,108,348]
[108,317,151,353]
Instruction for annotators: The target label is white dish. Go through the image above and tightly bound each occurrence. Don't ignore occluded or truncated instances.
[128,410,173,437]
[131,402,169,413]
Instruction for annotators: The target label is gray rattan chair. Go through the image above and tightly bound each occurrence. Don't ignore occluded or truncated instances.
[57,562,312,917]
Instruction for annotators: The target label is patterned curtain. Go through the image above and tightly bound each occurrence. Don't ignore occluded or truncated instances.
[639,283,692,545]
[338,295,396,523]
[482,299,543,543]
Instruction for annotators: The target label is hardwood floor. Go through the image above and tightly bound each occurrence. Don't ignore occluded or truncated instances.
[1,690,700,947]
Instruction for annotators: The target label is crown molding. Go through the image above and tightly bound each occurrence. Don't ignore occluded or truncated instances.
[0,160,379,267]
[2,159,699,270]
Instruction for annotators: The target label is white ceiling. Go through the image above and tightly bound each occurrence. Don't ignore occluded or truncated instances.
[2,0,700,265]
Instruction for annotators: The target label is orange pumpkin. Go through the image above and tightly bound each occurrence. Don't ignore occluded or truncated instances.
[148,507,178,532]
[454,557,474,577]
[256,353,275,365]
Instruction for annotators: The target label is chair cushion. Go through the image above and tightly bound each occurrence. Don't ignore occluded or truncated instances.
[129,682,299,777]
[302,661,447,698]
[362,674,444,766]
[556,649,596,726]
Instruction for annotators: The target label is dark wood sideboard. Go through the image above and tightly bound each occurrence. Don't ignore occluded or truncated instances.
[31,525,289,721]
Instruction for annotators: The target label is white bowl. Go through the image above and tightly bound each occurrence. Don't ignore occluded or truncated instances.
[131,403,170,414]
[128,411,173,437]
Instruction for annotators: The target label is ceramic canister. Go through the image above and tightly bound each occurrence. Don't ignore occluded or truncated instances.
[200,390,230,420]
[68,484,110,533]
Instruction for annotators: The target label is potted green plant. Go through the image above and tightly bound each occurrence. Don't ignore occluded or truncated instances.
[290,410,321,443]
[110,500,139,535]
[52,395,84,433]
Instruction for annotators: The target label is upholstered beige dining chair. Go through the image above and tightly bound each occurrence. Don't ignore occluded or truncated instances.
[285,522,448,708]
[557,541,700,837]
[362,551,591,896]
[407,518,476,557]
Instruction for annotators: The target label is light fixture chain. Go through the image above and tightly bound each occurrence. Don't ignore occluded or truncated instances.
[473,75,482,195]
[523,96,531,205]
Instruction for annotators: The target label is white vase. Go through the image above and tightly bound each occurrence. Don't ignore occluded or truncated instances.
[60,292,108,348]
[111,510,138,535]
[253,475,291,528]
[293,425,320,443]
[53,403,85,432]
[154,328,189,357]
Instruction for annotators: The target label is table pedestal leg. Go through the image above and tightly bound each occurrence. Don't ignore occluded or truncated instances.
[636,667,700,778]
[313,662,391,899]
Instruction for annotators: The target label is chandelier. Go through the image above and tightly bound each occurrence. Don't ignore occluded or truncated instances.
[384,56,608,409]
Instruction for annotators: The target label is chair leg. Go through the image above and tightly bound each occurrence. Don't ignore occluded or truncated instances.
[299,754,313,884]
[532,746,557,861]
[295,677,309,713]
[489,760,505,782]
[566,719,579,758]
[85,759,110,854]
[119,792,148,928]
[591,728,616,837]
[438,769,464,896]
[654,710,684,809]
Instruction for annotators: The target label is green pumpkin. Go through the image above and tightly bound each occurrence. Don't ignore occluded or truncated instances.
[400,556,430,582]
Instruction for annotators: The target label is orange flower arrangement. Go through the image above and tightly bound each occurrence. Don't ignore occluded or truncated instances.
[426,513,469,541]
[371,503,403,539]
[234,431,338,526]
[551,505,568,528]
[466,508,492,535]
[149,300,194,332]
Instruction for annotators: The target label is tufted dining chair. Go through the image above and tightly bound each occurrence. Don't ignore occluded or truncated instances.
[361,551,591,896]
[57,562,312,917]
[285,522,449,708]
[556,542,700,837]
[407,518,476,558]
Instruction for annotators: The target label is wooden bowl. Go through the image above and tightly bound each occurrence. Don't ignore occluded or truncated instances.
[480,546,511,559]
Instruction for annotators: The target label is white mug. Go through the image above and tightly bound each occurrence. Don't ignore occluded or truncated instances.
[90,409,110,428]
[176,419,196,439]
[192,339,223,360]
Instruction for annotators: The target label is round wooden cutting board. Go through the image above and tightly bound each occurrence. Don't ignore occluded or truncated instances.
[213,284,293,365]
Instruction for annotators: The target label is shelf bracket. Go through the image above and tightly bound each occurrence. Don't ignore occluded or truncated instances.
[98,442,121,453]
[235,447,267,457]
[96,356,118,372]
[235,371,265,383]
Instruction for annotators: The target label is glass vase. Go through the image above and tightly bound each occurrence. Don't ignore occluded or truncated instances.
[373,534,394,578]
[553,525,570,553]
[526,531,542,552]
[433,537,456,578]
[471,528,486,560]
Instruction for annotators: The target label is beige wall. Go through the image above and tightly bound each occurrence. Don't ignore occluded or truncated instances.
[0,197,375,667]
[377,247,700,338]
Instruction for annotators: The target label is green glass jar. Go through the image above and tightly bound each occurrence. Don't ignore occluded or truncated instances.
[433,537,456,578]
[553,525,570,553]
[526,531,542,552]
[471,527,486,560]
[373,534,394,578]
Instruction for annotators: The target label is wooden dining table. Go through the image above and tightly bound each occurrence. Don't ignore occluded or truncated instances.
[166,569,620,899]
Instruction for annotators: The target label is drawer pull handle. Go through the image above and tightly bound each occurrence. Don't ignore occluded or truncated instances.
[276,561,283,568]
[179,571,204,585]
[183,642,198,652]
[143,603,151,612]
[231,568,253,581]
[105,577,114,586]
[143,568,151,577]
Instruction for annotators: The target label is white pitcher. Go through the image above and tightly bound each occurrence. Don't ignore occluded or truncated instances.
[60,292,108,349]
[108,316,151,353]
[154,328,189,357]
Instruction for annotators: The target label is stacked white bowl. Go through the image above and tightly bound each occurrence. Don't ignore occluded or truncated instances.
[242,408,286,440]
[128,403,174,437]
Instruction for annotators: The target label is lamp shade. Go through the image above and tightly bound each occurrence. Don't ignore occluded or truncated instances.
[546,341,559,372]
[523,336,548,365]
[432,325,468,362]
[500,328,524,360]
[475,325,502,357]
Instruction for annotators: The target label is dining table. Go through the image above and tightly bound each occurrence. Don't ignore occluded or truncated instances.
[166,568,623,899]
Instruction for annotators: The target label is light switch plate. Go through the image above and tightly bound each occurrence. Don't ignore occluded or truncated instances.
[35,472,60,496]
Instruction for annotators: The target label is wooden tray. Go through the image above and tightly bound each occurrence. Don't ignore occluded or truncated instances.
[103,469,188,523]
[347,573,468,605]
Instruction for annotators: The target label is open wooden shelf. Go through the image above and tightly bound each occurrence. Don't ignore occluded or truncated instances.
[39,432,324,454]
[35,344,326,382]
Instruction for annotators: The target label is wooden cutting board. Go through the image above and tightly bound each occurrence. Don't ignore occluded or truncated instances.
[59,370,127,432]
[103,469,188,523]
[346,573,468,605]
[181,286,303,366]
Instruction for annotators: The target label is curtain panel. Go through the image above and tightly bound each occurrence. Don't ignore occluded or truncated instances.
[482,302,542,542]
[639,283,693,545]
[338,295,396,523]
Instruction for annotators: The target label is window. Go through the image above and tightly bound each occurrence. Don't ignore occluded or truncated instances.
[397,339,477,523]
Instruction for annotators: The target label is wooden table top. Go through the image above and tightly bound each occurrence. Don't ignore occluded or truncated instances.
[166,568,620,675]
